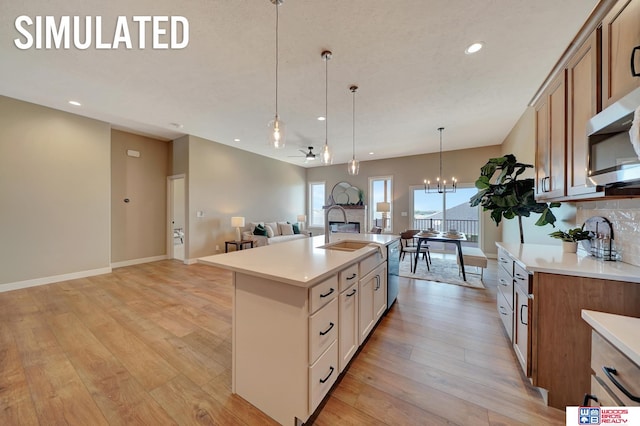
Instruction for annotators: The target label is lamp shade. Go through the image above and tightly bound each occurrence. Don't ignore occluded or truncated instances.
[376,202,390,213]
[297,214,306,222]
[231,216,245,228]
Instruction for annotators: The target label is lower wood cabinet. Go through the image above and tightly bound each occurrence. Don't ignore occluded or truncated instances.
[590,331,640,406]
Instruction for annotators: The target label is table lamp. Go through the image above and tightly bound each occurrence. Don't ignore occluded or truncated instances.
[297,214,306,230]
[376,202,390,228]
[231,216,245,241]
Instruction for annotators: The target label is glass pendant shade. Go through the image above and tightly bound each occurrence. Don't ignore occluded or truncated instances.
[347,158,360,175]
[268,115,286,149]
[320,143,332,165]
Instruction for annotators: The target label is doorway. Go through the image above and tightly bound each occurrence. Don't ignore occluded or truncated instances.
[168,175,186,261]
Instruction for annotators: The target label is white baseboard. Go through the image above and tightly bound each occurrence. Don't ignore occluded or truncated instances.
[111,255,168,269]
[184,258,198,265]
[0,267,112,293]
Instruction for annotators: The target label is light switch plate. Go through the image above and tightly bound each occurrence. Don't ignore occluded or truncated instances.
[196,211,204,218]
[401,212,408,217]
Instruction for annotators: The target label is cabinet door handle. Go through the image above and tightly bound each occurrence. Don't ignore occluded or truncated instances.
[374,275,381,290]
[319,366,335,384]
[319,322,334,336]
[499,306,508,316]
[515,273,527,281]
[346,288,357,297]
[320,288,335,298]
[519,304,528,325]
[499,278,509,286]
[632,45,640,77]
[346,273,357,280]
[499,257,509,264]
[582,393,599,406]
[603,366,640,402]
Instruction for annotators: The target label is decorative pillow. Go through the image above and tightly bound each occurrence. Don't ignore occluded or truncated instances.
[249,222,264,233]
[266,222,279,236]
[277,222,291,235]
[253,224,268,236]
[292,223,300,234]
[265,225,275,238]
[280,223,294,236]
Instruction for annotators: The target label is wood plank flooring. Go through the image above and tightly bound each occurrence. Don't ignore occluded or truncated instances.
[0,257,565,425]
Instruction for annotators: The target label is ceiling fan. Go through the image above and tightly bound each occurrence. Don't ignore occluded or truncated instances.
[289,146,317,161]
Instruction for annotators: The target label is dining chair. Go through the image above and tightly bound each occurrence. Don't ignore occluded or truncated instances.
[399,230,430,271]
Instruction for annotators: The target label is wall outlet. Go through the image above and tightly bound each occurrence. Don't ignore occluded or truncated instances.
[196,210,204,218]
[401,211,408,217]
[215,245,220,251]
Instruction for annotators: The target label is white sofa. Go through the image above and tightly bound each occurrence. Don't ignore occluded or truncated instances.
[243,221,308,247]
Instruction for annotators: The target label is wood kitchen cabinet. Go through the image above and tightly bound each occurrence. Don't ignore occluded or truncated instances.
[531,273,640,409]
[567,30,601,197]
[602,0,640,108]
[535,71,566,200]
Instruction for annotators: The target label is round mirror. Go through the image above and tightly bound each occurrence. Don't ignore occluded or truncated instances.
[331,181,360,205]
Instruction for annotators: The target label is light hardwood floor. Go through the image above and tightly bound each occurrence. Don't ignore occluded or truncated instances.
[0,257,565,425]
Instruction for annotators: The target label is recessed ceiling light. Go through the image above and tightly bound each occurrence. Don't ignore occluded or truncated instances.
[369,152,374,155]
[317,116,326,121]
[68,100,81,106]
[234,138,240,142]
[465,42,484,55]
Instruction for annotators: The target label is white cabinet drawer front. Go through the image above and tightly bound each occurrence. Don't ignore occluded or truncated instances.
[497,287,513,341]
[513,262,531,294]
[309,298,338,363]
[309,340,338,412]
[310,275,338,314]
[339,263,359,293]
[360,252,383,278]
[497,266,514,309]
[339,282,358,372]
[591,331,640,406]
[497,248,513,275]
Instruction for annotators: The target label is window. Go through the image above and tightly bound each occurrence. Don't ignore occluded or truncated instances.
[409,184,480,248]
[369,176,393,233]
[309,181,326,227]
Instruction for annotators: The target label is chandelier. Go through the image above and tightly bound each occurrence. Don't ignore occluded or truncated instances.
[424,127,456,193]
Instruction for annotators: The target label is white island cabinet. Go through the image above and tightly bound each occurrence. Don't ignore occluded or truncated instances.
[199,234,398,425]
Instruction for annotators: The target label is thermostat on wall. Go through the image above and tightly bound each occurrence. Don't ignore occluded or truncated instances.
[126,149,141,158]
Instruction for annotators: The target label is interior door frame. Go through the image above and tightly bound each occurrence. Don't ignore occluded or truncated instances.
[167,174,186,262]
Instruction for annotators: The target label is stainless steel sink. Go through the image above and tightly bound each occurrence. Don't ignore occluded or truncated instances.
[318,241,373,252]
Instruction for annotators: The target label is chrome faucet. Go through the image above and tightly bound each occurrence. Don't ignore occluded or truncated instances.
[324,205,348,244]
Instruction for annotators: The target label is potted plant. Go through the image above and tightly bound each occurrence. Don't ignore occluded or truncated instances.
[549,228,591,253]
[470,154,561,243]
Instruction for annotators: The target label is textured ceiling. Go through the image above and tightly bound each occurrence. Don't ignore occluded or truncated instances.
[0,0,599,167]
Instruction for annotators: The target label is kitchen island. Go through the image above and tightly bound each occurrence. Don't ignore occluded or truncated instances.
[199,233,399,425]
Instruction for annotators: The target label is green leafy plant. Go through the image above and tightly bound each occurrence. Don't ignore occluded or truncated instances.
[548,228,591,242]
[469,154,560,243]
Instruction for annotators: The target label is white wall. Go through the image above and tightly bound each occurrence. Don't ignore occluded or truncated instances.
[0,96,111,288]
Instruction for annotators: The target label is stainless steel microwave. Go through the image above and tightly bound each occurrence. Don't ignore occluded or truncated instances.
[587,87,640,188]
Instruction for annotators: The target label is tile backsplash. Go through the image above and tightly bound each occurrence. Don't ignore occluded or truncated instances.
[576,199,640,267]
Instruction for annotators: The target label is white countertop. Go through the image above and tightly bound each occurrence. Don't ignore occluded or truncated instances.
[496,242,640,284]
[199,233,399,288]
[582,310,640,366]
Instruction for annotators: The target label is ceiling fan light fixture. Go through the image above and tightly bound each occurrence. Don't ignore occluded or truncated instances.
[320,50,333,165]
[347,84,359,176]
[268,0,286,149]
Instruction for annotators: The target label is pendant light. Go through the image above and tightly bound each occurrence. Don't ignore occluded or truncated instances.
[347,85,359,175]
[267,0,285,149]
[424,127,457,193]
[320,50,333,165]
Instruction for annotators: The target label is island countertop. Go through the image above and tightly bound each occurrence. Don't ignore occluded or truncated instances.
[199,233,399,288]
[497,242,640,284]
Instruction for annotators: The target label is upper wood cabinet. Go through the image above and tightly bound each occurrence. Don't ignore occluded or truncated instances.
[535,71,566,200]
[567,30,601,197]
[602,0,640,107]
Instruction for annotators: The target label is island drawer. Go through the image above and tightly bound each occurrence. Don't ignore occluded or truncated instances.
[590,375,622,406]
[310,275,338,314]
[309,340,338,413]
[513,262,531,294]
[309,298,338,363]
[497,247,513,275]
[497,286,513,341]
[591,331,640,406]
[497,266,514,309]
[339,263,359,292]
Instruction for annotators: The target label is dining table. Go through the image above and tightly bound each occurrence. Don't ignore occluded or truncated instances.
[413,231,468,281]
